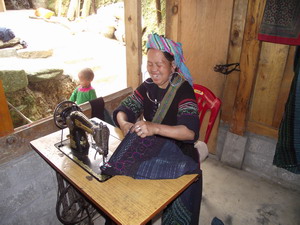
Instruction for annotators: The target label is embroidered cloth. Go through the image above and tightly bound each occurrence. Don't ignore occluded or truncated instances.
[258,0,300,45]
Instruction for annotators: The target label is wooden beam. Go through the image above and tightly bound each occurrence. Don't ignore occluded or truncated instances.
[124,0,142,90]
[250,42,289,126]
[165,0,180,40]
[0,80,14,137]
[247,121,278,139]
[230,0,266,136]
[221,0,248,123]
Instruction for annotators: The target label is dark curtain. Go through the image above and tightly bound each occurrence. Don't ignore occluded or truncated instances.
[273,46,300,173]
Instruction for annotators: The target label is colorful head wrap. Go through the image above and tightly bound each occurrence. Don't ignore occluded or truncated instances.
[146,32,193,86]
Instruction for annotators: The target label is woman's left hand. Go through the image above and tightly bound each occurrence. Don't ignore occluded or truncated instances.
[131,121,157,138]
[131,121,195,141]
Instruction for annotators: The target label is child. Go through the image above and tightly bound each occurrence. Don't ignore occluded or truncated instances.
[69,68,97,104]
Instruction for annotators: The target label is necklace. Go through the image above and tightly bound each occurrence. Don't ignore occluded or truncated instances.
[146,91,160,107]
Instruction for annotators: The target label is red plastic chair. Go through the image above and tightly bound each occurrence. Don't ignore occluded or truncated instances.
[193,84,222,144]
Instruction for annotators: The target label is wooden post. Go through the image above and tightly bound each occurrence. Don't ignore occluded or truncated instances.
[166,0,180,40]
[81,0,91,18]
[56,0,62,16]
[76,0,80,18]
[0,80,14,137]
[221,0,248,123]
[67,0,79,20]
[230,0,266,135]
[155,0,162,25]
[0,0,6,12]
[124,0,142,90]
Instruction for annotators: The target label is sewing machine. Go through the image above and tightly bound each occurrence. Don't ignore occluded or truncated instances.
[53,101,111,182]
[29,101,199,224]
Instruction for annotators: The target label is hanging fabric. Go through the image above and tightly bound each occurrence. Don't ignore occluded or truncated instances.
[273,47,300,173]
[258,0,300,45]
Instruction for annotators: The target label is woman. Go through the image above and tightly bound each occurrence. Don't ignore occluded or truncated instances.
[111,33,202,224]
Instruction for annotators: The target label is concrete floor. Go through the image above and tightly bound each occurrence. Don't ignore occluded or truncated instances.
[94,157,300,225]
[200,158,300,225]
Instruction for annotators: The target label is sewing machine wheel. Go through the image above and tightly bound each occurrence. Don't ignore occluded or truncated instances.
[54,101,82,129]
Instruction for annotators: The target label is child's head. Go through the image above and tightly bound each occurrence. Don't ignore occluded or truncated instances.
[78,68,94,88]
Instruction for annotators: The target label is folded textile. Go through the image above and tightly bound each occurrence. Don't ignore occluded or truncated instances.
[0,27,15,42]
[101,132,200,179]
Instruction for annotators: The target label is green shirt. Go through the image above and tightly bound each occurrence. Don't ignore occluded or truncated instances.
[69,86,97,105]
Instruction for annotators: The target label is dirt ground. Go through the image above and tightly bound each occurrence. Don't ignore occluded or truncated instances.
[1,10,128,127]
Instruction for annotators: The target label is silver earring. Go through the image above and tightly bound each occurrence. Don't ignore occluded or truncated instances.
[169,72,182,87]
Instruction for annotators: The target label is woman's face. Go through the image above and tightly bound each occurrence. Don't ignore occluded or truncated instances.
[147,49,175,89]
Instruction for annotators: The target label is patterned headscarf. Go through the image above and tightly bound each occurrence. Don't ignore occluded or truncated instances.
[146,33,193,86]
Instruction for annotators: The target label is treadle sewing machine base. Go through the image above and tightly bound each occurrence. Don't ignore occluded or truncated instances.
[56,172,99,225]
[54,138,112,182]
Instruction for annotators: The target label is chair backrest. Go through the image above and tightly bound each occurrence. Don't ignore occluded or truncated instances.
[193,84,222,144]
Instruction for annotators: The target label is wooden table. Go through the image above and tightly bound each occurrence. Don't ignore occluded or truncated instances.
[30,120,199,225]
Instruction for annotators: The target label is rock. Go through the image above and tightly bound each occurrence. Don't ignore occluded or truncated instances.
[0,27,15,42]
[100,26,116,39]
[0,70,28,93]
[26,69,64,83]
[84,13,117,37]
[97,2,124,20]
[115,23,125,43]
[17,47,53,58]
[0,48,17,57]
[0,40,24,57]
[0,37,21,49]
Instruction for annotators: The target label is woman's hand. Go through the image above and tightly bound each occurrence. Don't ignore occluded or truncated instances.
[117,111,195,141]
[131,121,158,138]
[132,121,195,141]
[116,111,134,136]
[120,122,134,136]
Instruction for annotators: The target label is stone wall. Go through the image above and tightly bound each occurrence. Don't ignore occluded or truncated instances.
[215,123,300,192]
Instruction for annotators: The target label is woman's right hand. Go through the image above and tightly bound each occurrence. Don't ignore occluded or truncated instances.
[116,111,133,135]
[120,122,134,136]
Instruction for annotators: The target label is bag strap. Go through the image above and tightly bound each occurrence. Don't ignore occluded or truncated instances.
[152,74,184,124]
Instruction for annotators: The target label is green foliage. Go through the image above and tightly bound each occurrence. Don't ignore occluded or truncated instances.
[142,0,166,36]
[95,0,122,9]
[142,0,166,54]
[6,89,41,127]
